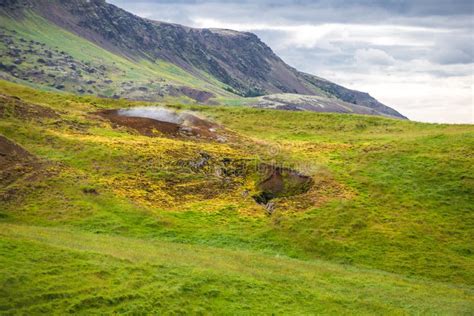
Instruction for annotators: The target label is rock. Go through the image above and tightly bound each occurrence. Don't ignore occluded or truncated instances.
[216,136,227,143]
[189,152,211,170]
[0,62,16,72]
[179,126,194,136]
[265,202,276,215]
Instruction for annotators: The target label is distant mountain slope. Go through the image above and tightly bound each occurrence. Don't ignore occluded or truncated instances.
[249,93,395,117]
[0,0,407,119]
[300,73,406,119]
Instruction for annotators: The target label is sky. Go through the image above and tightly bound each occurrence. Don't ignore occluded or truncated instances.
[108,0,474,123]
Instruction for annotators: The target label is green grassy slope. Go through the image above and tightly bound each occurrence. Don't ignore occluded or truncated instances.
[1,224,472,314]
[0,81,473,313]
[205,107,474,284]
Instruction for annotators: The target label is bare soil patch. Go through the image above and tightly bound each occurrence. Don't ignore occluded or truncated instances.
[96,108,229,141]
[0,94,59,120]
[0,135,39,191]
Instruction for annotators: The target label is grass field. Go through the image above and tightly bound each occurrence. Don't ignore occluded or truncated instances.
[0,80,473,314]
[1,223,472,314]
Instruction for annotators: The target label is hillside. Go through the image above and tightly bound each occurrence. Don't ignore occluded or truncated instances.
[0,0,472,313]
[0,81,473,313]
[0,0,406,119]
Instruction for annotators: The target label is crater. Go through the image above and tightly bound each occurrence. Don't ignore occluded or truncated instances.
[253,164,313,210]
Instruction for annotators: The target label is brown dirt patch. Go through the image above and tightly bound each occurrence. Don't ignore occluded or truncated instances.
[0,135,58,204]
[0,94,59,120]
[0,135,38,190]
[97,109,181,137]
[0,135,32,163]
[95,109,229,141]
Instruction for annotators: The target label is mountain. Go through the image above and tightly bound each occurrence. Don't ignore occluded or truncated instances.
[0,0,407,119]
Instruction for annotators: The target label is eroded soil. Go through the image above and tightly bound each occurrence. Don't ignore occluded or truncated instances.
[253,164,313,205]
[96,108,229,141]
[0,135,40,195]
[0,94,59,120]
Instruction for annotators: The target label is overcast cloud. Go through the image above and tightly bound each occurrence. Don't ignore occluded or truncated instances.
[109,0,473,123]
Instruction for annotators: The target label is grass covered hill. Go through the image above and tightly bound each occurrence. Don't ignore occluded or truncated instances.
[0,80,473,313]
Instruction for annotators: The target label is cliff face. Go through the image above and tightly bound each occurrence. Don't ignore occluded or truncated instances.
[0,0,407,118]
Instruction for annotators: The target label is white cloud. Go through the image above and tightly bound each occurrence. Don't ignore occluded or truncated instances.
[354,48,396,65]
[431,48,472,65]
[318,61,474,123]
[191,19,443,49]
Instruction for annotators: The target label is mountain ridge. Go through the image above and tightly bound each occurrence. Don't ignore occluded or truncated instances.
[0,0,407,119]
